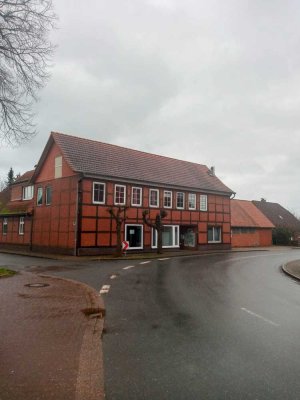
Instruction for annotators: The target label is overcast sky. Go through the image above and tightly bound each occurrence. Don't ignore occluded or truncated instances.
[1,0,300,215]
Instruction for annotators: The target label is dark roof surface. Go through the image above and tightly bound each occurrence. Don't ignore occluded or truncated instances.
[49,132,234,194]
[231,199,274,228]
[252,200,300,232]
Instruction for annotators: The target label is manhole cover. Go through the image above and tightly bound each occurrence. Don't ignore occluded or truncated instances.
[25,283,50,288]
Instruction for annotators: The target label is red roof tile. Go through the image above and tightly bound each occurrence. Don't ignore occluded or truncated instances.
[231,199,274,228]
[46,132,234,195]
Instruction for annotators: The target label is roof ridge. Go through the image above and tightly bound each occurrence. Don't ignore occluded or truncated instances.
[51,131,209,170]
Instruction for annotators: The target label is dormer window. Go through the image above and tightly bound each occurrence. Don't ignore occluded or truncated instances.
[55,155,62,178]
[22,185,34,200]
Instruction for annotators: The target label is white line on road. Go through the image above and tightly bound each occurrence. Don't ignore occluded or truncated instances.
[140,261,151,264]
[100,284,111,294]
[158,258,170,261]
[123,265,135,270]
[241,307,280,327]
[110,274,118,280]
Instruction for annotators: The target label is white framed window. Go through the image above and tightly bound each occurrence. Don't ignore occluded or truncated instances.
[131,187,142,206]
[93,182,106,204]
[200,194,208,211]
[22,185,34,200]
[19,217,25,235]
[3,218,8,235]
[37,187,43,206]
[46,186,52,205]
[151,225,179,249]
[149,189,159,207]
[176,192,185,209]
[163,190,172,208]
[125,224,143,250]
[208,226,222,243]
[114,184,126,205]
[55,155,62,178]
[188,193,196,210]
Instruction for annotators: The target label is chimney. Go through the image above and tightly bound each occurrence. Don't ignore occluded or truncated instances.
[209,166,215,176]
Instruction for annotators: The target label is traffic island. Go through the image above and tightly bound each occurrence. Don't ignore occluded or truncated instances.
[282,260,300,281]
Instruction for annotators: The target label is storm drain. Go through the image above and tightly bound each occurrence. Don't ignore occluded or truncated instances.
[25,283,50,288]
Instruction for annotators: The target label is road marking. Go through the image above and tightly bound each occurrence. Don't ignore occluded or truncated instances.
[140,261,151,264]
[241,307,280,327]
[110,274,118,280]
[123,265,135,270]
[100,285,111,294]
[158,258,170,261]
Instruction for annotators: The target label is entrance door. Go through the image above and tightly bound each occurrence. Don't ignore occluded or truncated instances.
[180,226,197,248]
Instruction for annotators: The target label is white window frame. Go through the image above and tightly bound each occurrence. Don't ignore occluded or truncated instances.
[55,155,62,179]
[37,187,43,206]
[93,182,106,204]
[149,189,159,208]
[114,184,126,205]
[46,186,52,205]
[200,194,208,211]
[125,224,143,250]
[19,217,25,235]
[176,192,185,209]
[151,225,179,249]
[3,218,8,235]
[208,226,222,243]
[188,193,196,210]
[22,185,34,200]
[131,187,142,207]
[163,190,172,209]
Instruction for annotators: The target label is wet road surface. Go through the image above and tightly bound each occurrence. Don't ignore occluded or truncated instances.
[1,249,300,399]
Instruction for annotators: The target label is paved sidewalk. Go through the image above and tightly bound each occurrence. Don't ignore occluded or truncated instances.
[0,272,105,400]
[282,260,300,281]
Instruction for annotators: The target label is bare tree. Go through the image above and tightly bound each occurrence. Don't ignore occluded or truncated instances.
[142,210,167,254]
[108,206,128,257]
[0,0,56,145]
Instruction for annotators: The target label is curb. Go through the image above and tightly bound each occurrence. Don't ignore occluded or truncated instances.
[281,262,300,282]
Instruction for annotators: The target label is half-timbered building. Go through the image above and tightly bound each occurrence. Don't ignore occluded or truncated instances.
[0,132,235,255]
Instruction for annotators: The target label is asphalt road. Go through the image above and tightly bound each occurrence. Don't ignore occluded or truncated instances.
[1,249,300,399]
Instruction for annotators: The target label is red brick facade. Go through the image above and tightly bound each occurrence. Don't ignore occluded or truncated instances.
[0,132,235,255]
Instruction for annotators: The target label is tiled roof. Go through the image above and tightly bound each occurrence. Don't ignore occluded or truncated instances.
[252,200,300,232]
[231,199,274,228]
[13,170,35,184]
[49,132,234,195]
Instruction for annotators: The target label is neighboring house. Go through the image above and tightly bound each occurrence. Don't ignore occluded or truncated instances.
[0,170,35,250]
[253,200,300,245]
[231,199,274,247]
[0,132,235,255]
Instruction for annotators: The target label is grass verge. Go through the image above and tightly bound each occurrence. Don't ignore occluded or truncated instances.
[0,267,17,278]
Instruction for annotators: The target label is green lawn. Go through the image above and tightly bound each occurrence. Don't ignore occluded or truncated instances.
[0,268,16,277]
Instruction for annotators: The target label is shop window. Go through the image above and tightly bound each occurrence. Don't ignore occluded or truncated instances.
[208,226,221,243]
[125,225,143,249]
[152,225,179,248]
[93,182,105,204]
